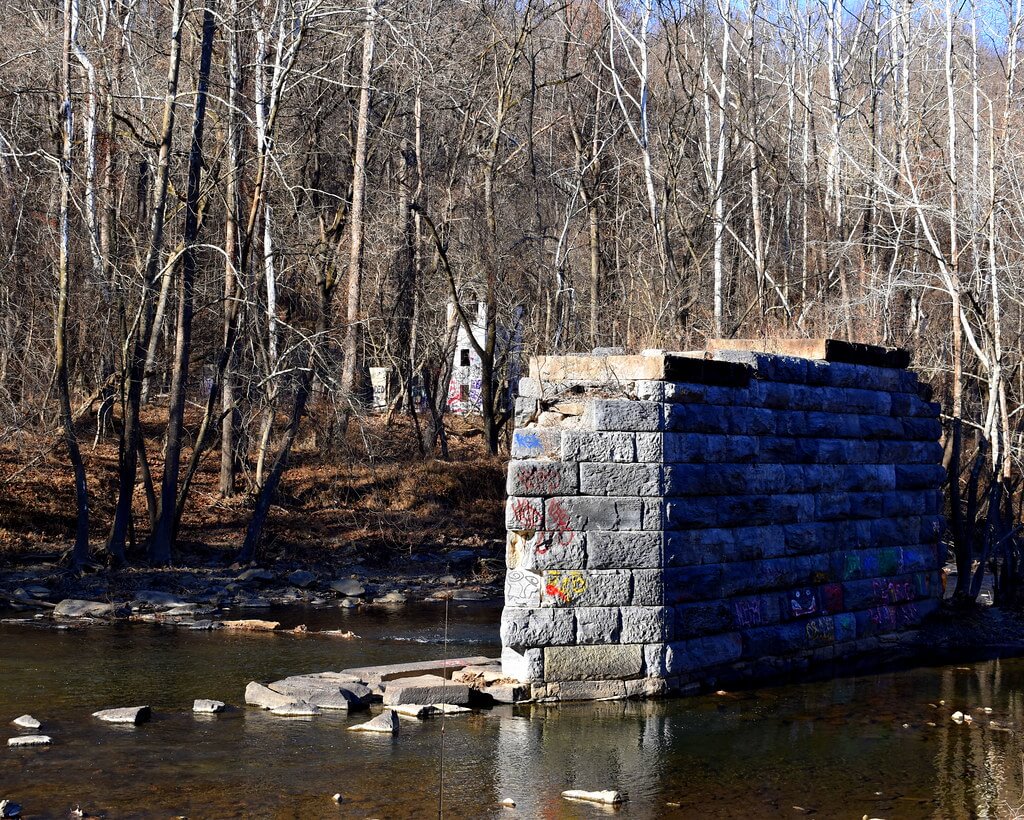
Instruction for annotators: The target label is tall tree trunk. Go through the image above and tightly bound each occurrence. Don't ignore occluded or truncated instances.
[340,0,376,398]
[150,0,216,565]
[60,0,90,567]
[105,0,185,563]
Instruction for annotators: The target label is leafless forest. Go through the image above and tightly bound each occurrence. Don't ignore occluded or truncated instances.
[0,0,1021,567]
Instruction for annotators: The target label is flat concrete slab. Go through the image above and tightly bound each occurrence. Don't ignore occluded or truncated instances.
[340,656,495,685]
[381,674,471,706]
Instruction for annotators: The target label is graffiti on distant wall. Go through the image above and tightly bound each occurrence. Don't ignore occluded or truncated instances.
[734,598,767,628]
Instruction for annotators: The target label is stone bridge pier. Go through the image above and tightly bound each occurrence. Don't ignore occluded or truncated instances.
[500,341,946,700]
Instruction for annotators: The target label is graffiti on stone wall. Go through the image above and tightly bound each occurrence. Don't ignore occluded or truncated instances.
[869,602,919,629]
[734,598,767,628]
[873,578,914,605]
[805,616,835,644]
[546,499,575,548]
[510,498,543,532]
[789,588,818,618]
[544,570,587,604]
[507,570,541,606]
[820,583,844,614]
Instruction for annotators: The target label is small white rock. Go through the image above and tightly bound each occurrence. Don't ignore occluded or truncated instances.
[951,711,964,724]
[11,715,40,730]
[499,798,516,808]
[561,790,624,805]
[331,794,344,804]
[193,699,226,714]
[8,735,51,747]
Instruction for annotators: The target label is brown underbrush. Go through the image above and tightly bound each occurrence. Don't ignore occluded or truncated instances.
[0,405,505,566]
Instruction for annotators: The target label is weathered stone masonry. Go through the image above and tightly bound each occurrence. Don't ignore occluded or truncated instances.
[500,343,946,700]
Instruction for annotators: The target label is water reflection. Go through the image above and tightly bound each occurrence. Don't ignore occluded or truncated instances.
[5,609,1024,818]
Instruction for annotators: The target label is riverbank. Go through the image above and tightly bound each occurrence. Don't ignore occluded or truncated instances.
[0,408,505,566]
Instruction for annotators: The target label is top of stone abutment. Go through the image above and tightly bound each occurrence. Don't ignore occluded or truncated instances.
[529,339,911,389]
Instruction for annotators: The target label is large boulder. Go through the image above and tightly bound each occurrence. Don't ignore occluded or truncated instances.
[53,600,117,618]
[347,710,399,734]
[92,706,150,724]
[381,675,470,707]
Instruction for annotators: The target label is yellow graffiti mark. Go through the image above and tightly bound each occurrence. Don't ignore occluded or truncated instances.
[545,570,587,603]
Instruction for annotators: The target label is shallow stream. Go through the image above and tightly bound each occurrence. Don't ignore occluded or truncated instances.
[2,603,1023,818]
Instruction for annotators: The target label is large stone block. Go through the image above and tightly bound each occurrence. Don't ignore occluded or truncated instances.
[672,600,734,638]
[545,496,644,531]
[574,607,622,644]
[508,530,586,572]
[382,675,471,706]
[544,644,644,681]
[580,463,662,497]
[505,496,544,532]
[895,464,946,490]
[666,633,743,673]
[586,400,663,432]
[500,607,575,649]
[664,565,723,603]
[548,679,628,700]
[664,433,759,464]
[506,460,579,497]
[631,569,663,606]
[587,531,663,569]
[505,567,543,606]
[511,428,562,458]
[635,432,662,462]
[542,569,631,607]
[620,606,666,643]
[502,646,543,681]
[561,431,636,462]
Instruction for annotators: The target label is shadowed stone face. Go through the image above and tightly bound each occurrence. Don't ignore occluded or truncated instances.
[501,347,946,700]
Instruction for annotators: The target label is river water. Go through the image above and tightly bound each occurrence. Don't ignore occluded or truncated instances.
[1,602,1022,818]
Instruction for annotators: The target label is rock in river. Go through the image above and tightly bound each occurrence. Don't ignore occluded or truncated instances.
[245,682,299,710]
[92,706,151,724]
[53,600,117,619]
[266,676,371,711]
[193,699,226,714]
[347,710,399,734]
[330,579,366,597]
[11,715,40,730]
[270,702,320,716]
[7,735,51,747]
[287,570,317,588]
[382,675,470,707]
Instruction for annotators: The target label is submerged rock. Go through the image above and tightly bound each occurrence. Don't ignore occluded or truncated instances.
[193,699,226,714]
[11,715,41,730]
[347,709,399,734]
[337,598,360,609]
[7,735,51,747]
[92,706,151,724]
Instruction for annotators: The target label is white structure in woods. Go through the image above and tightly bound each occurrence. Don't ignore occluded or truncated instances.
[447,300,487,414]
